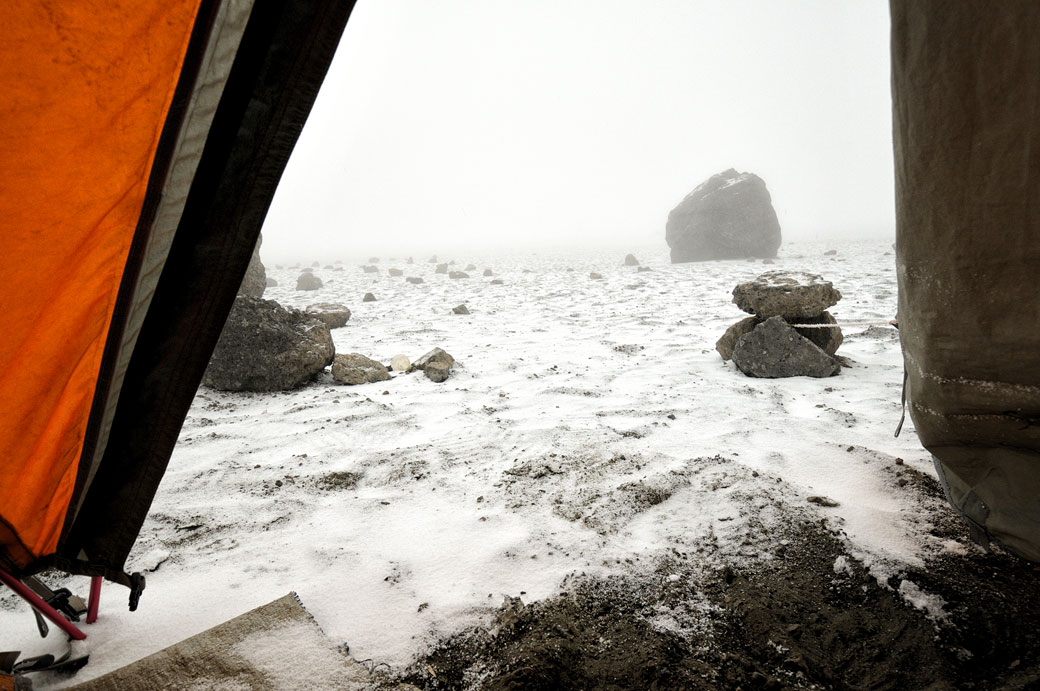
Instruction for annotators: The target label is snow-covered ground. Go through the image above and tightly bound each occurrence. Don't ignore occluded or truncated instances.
[3,239,961,685]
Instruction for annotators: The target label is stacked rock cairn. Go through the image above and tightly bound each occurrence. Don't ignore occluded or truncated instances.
[716,271,843,378]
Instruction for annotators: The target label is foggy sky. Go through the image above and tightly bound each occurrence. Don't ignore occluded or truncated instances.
[261,0,893,261]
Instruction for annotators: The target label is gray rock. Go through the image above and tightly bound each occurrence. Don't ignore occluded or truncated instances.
[362,265,379,273]
[791,311,843,356]
[636,266,652,273]
[368,257,380,263]
[452,304,470,315]
[483,269,493,276]
[624,253,640,266]
[490,279,504,285]
[332,353,391,385]
[449,271,469,279]
[589,272,603,280]
[265,277,278,287]
[363,292,376,302]
[412,347,454,383]
[730,316,840,378]
[824,249,838,256]
[666,168,782,262]
[389,268,404,277]
[406,277,424,285]
[428,256,438,263]
[311,261,319,267]
[305,303,351,329]
[465,264,476,271]
[296,273,323,291]
[204,296,334,391]
[732,271,841,319]
[239,234,267,297]
[716,316,762,361]
[435,263,448,274]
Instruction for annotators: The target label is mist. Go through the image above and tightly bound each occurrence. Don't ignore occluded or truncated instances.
[261,0,893,262]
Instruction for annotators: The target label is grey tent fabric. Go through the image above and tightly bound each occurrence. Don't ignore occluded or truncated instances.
[67,593,402,690]
[891,1,1040,561]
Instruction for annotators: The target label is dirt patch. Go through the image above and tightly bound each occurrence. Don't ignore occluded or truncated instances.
[389,520,1040,690]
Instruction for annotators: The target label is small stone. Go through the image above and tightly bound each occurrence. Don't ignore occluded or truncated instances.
[435,263,448,274]
[449,271,469,279]
[332,353,391,385]
[465,264,476,271]
[824,249,838,255]
[296,273,322,291]
[636,266,651,272]
[406,277,424,284]
[424,362,451,383]
[624,254,639,266]
[452,304,470,315]
[363,293,376,302]
[589,272,603,280]
[362,265,379,273]
[490,279,504,285]
[483,269,493,276]
[390,354,410,371]
[807,495,840,507]
[389,268,404,276]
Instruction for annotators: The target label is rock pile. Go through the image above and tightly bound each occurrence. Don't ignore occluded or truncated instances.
[717,271,843,378]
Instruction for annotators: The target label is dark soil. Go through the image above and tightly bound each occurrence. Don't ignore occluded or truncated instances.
[390,514,1040,690]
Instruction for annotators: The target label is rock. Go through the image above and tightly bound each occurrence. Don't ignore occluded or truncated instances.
[716,316,761,361]
[435,263,448,274]
[204,296,334,391]
[406,277,424,285]
[666,168,782,262]
[311,261,319,267]
[428,256,437,263]
[730,316,840,378]
[490,279,504,285]
[465,264,476,271]
[807,495,840,507]
[732,271,841,319]
[791,311,843,356]
[324,264,334,269]
[305,303,351,329]
[332,353,391,385]
[390,354,410,372]
[368,257,380,263]
[362,292,376,302]
[637,266,651,273]
[296,273,322,291]
[589,272,603,280]
[452,304,470,315]
[389,268,404,277]
[362,265,379,273]
[239,234,267,297]
[424,363,451,383]
[265,277,278,287]
[483,269,493,276]
[824,249,838,256]
[300,267,312,273]
[624,254,640,266]
[412,347,454,383]
[449,271,469,279]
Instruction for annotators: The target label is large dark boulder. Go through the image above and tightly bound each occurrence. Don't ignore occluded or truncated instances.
[666,169,782,262]
[731,317,839,378]
[204,296,334,391]
[239,234,266,297]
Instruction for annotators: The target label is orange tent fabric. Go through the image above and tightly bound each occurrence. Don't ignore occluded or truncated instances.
[0,1,203,568]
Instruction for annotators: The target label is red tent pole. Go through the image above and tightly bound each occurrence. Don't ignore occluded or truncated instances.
[86,576,102,624]
[0,567,86,640]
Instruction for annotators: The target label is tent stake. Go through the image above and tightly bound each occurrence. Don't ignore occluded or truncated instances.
[86,576,102,624]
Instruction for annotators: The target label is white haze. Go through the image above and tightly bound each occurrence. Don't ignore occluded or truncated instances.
[262,0,893,261]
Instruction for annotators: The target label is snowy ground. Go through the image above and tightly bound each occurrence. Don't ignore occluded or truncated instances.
[3,239,979,686]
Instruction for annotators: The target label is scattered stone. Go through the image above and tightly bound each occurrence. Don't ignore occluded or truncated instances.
[390,354,411,372]
[363,293,376,302]
[522,269,533,274]
[589,272,603,280]
[368,257,380,263]
[296,273,322,291]
[730,316,840,378]
[204,296,334,391]
[636,266,652,273]
[465,264,476,271]
[412,347,454,382]
[407,277,424,285]
[483,269,493,277]
[449,271,469,279]
[807,495,840,507]
[824,249,838,256]
[624,254,639,266]
[433,263,448,274]
[239,233,267,297]
[305,303,351,329]
[362,265,379,273]
[311,261,319,267]
[716,316,761,361]
[265,277,278,287]
[732,271,841,319]
[490,279,504,285]
[666,168,782,262]
[389,268,404,277]
[428,256,438,263]
[332,353,391,385]
[324,264,334,269]
[300,267,312,273]
[452,304,470,315]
